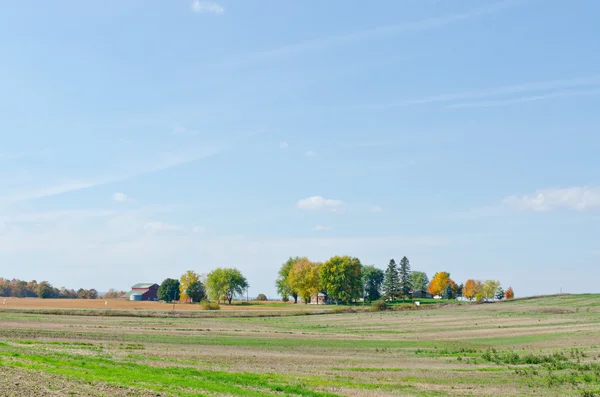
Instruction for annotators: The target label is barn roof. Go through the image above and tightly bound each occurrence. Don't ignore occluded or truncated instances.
[123,289,149,297]
[131,283,157,289]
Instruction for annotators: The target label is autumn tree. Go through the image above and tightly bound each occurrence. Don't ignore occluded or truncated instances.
[206,268,249,305]
[103,289,127,299]
[399,256,412,299]
[275,257,303,303]
[288,258,321,304]
[480,280,500,302]
[383,259,401,300]
[409,271,429,293]
[179,270,201,302]
[463,279,481,301]
[362,265,384,302]
[427,272,450,297]
[319,256,363,304]
[505,287,515,300]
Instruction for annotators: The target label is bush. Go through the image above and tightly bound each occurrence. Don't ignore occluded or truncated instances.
[199,301,220,310]
[392,303,416,311]
[255,293,268,301]
[371,300,388,312]
[332,306,356,314]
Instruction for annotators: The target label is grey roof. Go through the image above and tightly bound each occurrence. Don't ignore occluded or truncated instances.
[131,283,157,289]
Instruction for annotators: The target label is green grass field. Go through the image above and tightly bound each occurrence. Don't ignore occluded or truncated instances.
[2,294,600,396]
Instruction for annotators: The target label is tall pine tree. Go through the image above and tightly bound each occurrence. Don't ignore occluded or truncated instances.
[399,256,412,299]
[383,259,400,301]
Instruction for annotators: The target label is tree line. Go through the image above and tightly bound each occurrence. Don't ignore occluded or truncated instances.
[276,256,514,303]
[157,267,249,305]
[0,278,100,299]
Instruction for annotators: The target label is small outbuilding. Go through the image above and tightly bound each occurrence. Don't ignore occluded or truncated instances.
[309,292,333,305]
[412,290,433,299]
[123,283,159,301]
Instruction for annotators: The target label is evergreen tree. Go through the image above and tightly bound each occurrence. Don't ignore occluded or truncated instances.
[383,259,400,300]
[495,287,505,300]
[399,256,412,298]
[443,284,455,300]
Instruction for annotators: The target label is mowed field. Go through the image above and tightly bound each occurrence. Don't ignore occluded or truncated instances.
[0,297,316,311]
[1,295,600,397]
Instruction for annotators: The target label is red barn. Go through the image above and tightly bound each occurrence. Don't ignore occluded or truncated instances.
[123,283,158,301]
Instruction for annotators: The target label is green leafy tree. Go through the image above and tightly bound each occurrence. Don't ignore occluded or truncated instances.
[362,265,384,302]
[36,281,56,299]
[399,256,412,299]
[409,271,429,293]
[495,286,505,300]
[158,278,180,302]
[275,257,303,303]
[206,268,249,305]
[319,256,363,304]
[287,259,321,304]
[383,259,401,300]
[186,280,206,303]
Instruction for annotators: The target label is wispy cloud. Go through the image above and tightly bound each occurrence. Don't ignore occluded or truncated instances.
[314,225,331,231]
[191,1,224,14]
[237,1,517,64]
[279,142,289,149]
[192,226,205,233]
[297,196,344,212]
[0,147,222,207]
[112,193,133,203]
[371,206,383,213]
[305,151,317,157]
[145,222,182,232]
[376,74,600,109]
[449,88,600,109]
[504,187,600,212]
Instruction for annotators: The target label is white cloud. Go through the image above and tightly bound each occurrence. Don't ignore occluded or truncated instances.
[305,151,317,157]
[297,196,344,212]
[279,142,289,149]
[145,222,182,232]
[191,0,224,14]
[314,225,331,231]
[192,226,205,233]
[112,192,133,203]
[371,206,383,213]
[504,187,600,212]
[172,123,198,136]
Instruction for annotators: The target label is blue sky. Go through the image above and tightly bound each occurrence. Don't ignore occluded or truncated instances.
[1,0,599,297]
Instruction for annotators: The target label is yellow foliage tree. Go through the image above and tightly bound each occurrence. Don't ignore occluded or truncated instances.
[179,270,200,302]
[427,272,450,297]
[288,259,321,304]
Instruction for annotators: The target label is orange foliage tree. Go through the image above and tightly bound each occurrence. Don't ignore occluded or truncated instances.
[464,279,482,301]
[427,272,450,296]
[505,287,515,300]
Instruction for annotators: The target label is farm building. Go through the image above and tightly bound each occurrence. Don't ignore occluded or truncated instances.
[309,292,333,305]
[412,290,434,299]
[122,283,159,301]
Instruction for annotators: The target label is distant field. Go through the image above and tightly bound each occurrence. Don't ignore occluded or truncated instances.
[2,294,600,396]
[0,297,318,311]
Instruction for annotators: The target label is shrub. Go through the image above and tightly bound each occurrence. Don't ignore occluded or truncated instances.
[255,293,268,301]
[199,301,220,310]
[332,306,356,314]
[392,303,416,311]
[371,300,388,312]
